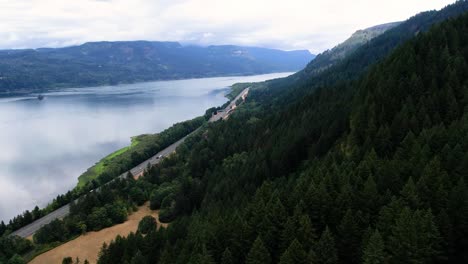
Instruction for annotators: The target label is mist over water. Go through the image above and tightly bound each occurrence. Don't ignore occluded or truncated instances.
[0,72,292,222]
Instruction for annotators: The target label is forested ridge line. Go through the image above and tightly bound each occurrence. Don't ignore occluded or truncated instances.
[93,9,468,264]
[0,41,313,94]
[2,2,468,264]
[248,0,468,111]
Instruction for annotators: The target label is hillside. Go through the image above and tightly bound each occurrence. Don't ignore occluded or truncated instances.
[302,22,400,75]
[91,5,468,264]
[0,41,314,94]
[1,1,468,264]
[253,0,468,107]
[30,203,164,264]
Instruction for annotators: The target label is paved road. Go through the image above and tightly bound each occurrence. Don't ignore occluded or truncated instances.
[209,88,249,122]
[10,87,249,238]
[10,205,70,238]
[125,132,197,179]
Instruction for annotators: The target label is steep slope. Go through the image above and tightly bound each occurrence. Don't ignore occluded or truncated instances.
[303,22,400,75]
[251,0,468,108]
[0,41,313,94]
[92,10,468,264]
[4,3,468,264]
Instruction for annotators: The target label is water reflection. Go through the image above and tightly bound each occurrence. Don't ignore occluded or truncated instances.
[0,72,292,222]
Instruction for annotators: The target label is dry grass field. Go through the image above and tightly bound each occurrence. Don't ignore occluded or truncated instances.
[29,203,165,264]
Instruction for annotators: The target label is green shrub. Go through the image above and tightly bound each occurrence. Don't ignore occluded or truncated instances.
[138,216,157,234]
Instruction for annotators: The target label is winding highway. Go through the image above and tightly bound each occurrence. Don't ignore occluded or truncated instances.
[10,87,249,238]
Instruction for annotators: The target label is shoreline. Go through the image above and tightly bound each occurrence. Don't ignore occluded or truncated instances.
[2,84,253,226]
[0,71,293,98]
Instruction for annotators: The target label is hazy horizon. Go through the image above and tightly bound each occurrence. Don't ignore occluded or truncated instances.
[0,0,454,54]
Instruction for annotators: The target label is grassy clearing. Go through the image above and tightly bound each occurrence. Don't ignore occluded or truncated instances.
[75,117,203,189]
[77,137,141,188]
[29,203,164,264]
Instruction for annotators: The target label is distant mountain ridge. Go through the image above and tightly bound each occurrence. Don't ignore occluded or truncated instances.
[0,41,314,94]
[303,22,401,75]
[254,0,468,107]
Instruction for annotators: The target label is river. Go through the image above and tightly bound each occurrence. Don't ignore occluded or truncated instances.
[0,72,292,222]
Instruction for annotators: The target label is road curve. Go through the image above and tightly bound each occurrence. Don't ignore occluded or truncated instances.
[10,87,249,238]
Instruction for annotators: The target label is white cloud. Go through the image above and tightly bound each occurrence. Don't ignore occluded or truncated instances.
[0,0,455,53]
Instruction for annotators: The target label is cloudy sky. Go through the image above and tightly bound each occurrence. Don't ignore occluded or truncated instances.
[0,0,455,54]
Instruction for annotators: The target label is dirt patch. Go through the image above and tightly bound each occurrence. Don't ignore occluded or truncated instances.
[29,203,166,264]
[133,172,144,180]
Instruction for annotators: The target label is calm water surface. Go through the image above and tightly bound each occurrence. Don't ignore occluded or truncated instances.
[0,72,292,222]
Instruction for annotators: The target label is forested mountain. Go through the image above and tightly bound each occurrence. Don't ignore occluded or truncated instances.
[0,42,313,94]
[256,0,468,108]
[92,5,467,264]
[2,1,468,264]
[302,22,400,76]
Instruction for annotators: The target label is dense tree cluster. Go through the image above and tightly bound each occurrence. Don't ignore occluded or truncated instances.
[0,235,31,263]
[3,2,468,263]
[138,216,157,235]
[0,206,42,236]
[31,178,141,244]
[95,10,468,264]
[251,0,468,111]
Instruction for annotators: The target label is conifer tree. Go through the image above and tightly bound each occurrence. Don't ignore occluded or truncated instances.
[362,175,379,214]
[297,214,317,250]
[400,177,420,209]
[191,246,215,264]
[389,207,440,263]
[281,215,299,251]
[221,248,233,264]
[279,239,307,264]
[246,237,271,264]
[362,230,387,264]
[159,243,175,264]
[130,251,145,264]
[337,209,362,263]
[0,221,6,236]
[315,227,338,264]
